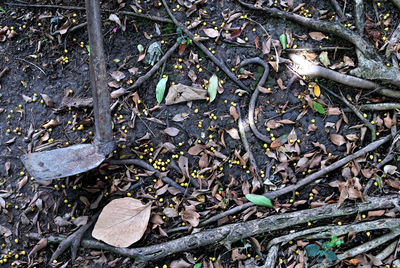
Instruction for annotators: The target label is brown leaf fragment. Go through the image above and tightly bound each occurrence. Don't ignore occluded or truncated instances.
[367,210,385,217]
[326,107,341,115]
[40,94,54,107]
[111,88,127,98]
[28,237,47,257]
[61,96,93,108]
[92,198,151,247]
[384,114,394,129]
[5,161,10,176]
[266,120,283,129]
[386,179,400,189]
[203,28,219,38]
[163,127,180,137]
[181,209,200,227]
[21,94,32,103]
[230,106,239,121]
[188,144,204,155]
[110,71,126,80]
[165,84,207,105]
[226,128,240,140]
[262,37,272,54]
[330,134,346,146]
[199,153,208,169]
[309,32,326,41]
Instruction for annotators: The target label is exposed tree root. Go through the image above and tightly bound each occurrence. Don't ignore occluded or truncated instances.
[170,134,392,231]
[49,211,100,264]
[36,196,400,266]
[237,0,400,87]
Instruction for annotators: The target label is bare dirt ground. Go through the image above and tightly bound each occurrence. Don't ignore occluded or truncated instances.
[1,0,400,267]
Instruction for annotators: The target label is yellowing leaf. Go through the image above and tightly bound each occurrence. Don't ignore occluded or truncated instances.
[313,83,320,97]
[92,198,151,247]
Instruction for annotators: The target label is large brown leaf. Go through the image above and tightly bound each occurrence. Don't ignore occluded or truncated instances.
[92,198,151,247]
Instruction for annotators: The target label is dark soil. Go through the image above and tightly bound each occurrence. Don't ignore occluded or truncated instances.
[0,0,399,267]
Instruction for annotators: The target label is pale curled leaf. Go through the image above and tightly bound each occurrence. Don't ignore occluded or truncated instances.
[208,74,218,103]
[330,134,346,146]
[226,128,240,140]
[203,28,220,38]
[163,127,180,137]
[165,83,207,105]
[92,198,151,247]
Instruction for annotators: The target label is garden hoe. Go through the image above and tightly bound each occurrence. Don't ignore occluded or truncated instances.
[20,0,115,180]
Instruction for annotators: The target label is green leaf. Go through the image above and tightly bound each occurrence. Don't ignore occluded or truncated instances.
[245,194,274,208]
[156,76,168,104]
[279,33,287,50]
[113,58,120,63]
[193,264,202,268]
[324,250,338,264]
[397,156,400,161]
[208,74,218,103]
[0,7,7,14]
[85,45,90,53]
[305,244,321,257]
[137,44,144,53]
[313,100,325,114]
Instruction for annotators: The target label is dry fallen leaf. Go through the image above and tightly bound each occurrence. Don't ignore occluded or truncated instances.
[309,32,326,41]
[330,134,346,146]
[92,198,151,247]
[203,28,220,38]
[163,127,180,137]
[226,128,240,140]
[165,83,207,105]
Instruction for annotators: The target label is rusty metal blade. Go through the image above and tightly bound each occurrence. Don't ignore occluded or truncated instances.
[20,144,105,181]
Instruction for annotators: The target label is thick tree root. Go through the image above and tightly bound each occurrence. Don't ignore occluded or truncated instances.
[38,196,400,266]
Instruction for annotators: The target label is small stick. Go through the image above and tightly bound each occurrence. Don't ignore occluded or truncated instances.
[359,103,400,111]
[237,105,263,186]
[285,46,352,52]
[127,42,179,91]
[109,159,193,195]
[4,2,172,23]
[0,67,9,78]
[329,0,346,20]
[16,57,46,75]
[161,0,248,92]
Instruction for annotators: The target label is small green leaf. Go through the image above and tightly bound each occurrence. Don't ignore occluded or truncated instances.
[397,156,400,161]
[313,100,325,114]
[85,45,90,53]
[21,81,27,87]
[137,44,144,53]
[156,76,168,104]
[324,250,338,264]
[245,194,274,208]
[0,7,7,14]
[208,74,218,103]
[193,264,202,268]
[113,59,120,63]
[279,33,287,50]
[305,244,321,257]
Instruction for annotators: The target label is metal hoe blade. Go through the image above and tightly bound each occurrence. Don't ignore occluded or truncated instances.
[20,144,105,180]
[19,0,115,181]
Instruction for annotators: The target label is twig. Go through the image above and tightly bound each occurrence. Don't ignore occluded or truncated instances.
[237,105,263,187]
[161,0,249,92]
[39,195,400,265]
[337,90,376,141]
[50,211,100,263]
[0,67,9,78]
[240,58,271,143]
[127,42,179,91]
[359,103,400,111]
[329,0,345,20]
[267,218,400,249]
[288,54,377,89]
[16,57,46,75]
[264,244,279,267]
[194,134,392,229]
[285,46,352,52]
[376,240,397,261]
[4,2,172,23]
[108,158,193,195]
